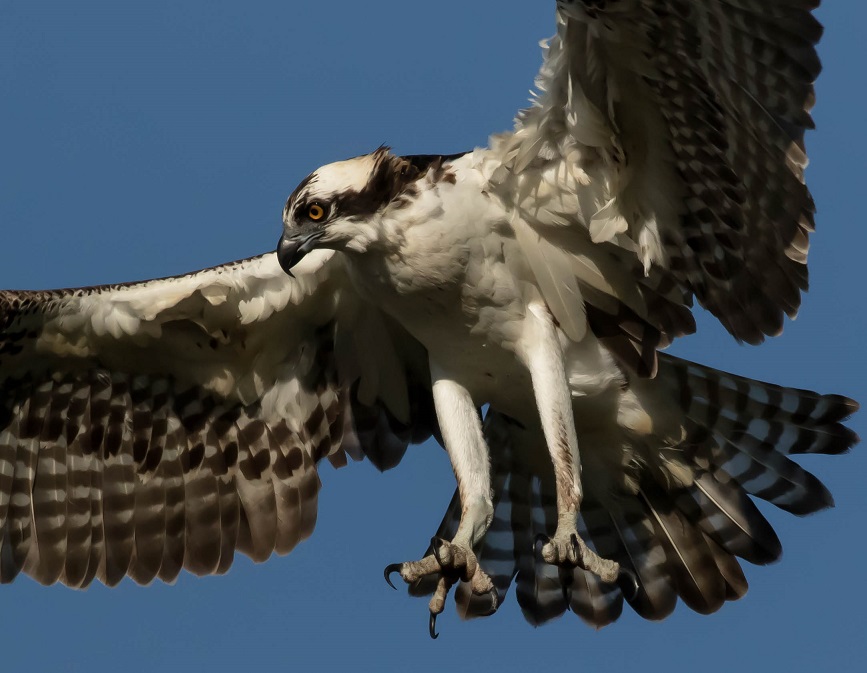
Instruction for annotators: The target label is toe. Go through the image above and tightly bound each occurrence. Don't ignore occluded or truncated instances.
[430,537,451,566]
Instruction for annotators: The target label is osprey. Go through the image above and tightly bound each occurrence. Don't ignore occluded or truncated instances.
[0,0,857,638]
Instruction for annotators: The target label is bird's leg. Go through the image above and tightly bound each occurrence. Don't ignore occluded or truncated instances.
[384,366,497,637]
[521,303,629,588]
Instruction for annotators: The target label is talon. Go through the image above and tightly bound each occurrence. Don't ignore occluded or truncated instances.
[560,568,575,606]
[617,567,640,601]
[431,537,445,565]
[384,563,402,590]
[534,533,549,553]
[479,589,499,617]
[569,533,581,566]
[429,612,439,639]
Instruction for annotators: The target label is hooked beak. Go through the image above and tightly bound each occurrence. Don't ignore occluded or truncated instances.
[277,230,324,277]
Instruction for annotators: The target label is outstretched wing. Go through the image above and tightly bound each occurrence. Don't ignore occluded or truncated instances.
[486,0,820,346]
[0,251,435,588]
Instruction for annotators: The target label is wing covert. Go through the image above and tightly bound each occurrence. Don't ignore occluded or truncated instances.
[487,0,821,344]
[0,251,435,587]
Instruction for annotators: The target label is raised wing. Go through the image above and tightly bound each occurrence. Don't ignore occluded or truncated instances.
[0,251,435,587]
[487,0,820,345]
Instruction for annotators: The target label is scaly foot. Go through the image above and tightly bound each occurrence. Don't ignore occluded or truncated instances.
[385,537,498,638]
[539,530,639,599]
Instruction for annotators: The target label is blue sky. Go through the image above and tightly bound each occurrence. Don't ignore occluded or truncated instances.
[0,2,864,671]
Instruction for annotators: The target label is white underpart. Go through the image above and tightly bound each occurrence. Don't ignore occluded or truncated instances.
[519,301,583,511]
[334,153,631,561]
[429,365,493,547]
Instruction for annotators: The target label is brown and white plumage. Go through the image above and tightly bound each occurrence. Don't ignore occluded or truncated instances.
[0,0,858,635]
[0,251,435,587]
[487,0,821,347]
[416,358,855,627]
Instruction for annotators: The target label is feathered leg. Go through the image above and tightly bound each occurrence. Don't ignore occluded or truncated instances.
[385,363,497,637]
[520,302,634,592]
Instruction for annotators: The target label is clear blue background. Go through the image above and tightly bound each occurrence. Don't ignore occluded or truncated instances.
[1,2,864,671]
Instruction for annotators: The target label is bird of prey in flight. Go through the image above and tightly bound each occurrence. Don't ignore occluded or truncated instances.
[0,0,857,638]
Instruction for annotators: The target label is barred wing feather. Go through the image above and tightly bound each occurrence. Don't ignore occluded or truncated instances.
[490,0,821,346]
[0,251,435,587]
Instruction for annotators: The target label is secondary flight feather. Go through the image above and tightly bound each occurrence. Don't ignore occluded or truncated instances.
[0,0,857,637]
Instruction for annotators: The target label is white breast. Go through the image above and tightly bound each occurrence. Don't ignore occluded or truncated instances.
[343,159,624,422]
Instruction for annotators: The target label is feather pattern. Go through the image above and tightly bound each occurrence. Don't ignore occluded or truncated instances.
[489,0,823,344]
[408,352,855,628]
[0,3,855,635]
[640,482,726,615]
[512,217,586,343]
[606,505,676,620]
[568,501,624,628]
[0,252,435,587]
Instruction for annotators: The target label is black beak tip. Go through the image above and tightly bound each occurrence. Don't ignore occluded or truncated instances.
[278,231,323,277]
[277,236,300,277]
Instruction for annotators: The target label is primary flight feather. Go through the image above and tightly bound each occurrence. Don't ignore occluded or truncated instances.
[0,0,857,636]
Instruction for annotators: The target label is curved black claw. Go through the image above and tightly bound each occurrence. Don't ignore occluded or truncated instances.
[570,533,582,566]
[478,589,500,617]
[617,567,640,601]
[533,533,550,554]
[384,563,403,590]
[559,566,574,604]
[429,612,439,640]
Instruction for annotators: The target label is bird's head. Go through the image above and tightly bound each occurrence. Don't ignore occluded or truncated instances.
[277,147,423,275]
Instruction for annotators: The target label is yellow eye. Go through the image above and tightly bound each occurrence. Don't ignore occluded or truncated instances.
[307,203,326,221]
